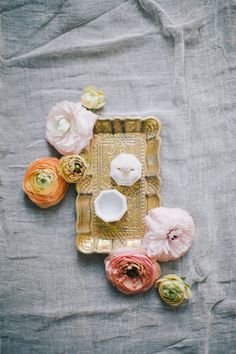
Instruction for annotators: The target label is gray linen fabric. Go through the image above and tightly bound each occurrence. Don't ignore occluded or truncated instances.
[1,0,236,353]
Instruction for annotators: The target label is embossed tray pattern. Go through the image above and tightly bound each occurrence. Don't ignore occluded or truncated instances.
[75,117,161,254]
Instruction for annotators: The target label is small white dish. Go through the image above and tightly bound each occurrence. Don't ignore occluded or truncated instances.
[110,153,142,186]
[94,189,127,223]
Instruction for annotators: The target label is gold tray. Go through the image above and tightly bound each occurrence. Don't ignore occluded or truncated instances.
[75,117,161,254]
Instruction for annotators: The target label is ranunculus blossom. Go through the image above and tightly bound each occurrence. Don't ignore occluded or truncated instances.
[58,154,88,183]
[23,157,68,208]
[155,274,192,307]
[80,86,105,110]
[143,207,195,262]
[45,101,97,155]
[104,248,161,295]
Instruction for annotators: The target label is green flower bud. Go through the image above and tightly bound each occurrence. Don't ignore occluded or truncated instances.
[155,274,191,307]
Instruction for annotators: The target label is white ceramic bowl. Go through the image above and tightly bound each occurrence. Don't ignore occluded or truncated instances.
[94,189,127,223]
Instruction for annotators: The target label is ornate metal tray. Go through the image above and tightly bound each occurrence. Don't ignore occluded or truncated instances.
[75,117,161,254]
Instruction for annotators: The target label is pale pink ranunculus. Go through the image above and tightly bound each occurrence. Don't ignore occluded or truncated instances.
[143,207,195,262]
[105,247,161,295]
[45,101,97,155]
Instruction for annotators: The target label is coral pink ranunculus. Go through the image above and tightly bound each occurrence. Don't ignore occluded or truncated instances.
[45,101,97,155]
[143,207,195,262]
[105,248,161,295]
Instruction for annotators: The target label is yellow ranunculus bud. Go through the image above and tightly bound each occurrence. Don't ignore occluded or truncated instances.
[80,86,105,110]
[155,274,191,307]
[58,154,88,183]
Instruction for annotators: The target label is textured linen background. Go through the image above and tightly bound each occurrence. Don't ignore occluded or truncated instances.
[0,0,235,353]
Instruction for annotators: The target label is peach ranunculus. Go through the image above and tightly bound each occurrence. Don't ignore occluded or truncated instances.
[45,101,97,155]
[105,248,161,295]
[143,207,195,262]
[23,157,68,208]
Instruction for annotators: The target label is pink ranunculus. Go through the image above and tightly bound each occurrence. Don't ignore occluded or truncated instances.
[45,101,97,155]
[104,247,161,295]
[143,207,195,262]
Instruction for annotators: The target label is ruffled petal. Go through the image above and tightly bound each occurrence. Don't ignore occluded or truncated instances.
[143,207,195,262]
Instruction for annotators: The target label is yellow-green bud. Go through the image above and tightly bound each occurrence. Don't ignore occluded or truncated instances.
[155,274,191,307]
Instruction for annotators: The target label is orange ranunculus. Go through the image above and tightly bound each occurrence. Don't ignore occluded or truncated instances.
[23,157,68,208]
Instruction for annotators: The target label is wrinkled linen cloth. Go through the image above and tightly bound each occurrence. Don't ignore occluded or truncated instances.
[0,0,235,353]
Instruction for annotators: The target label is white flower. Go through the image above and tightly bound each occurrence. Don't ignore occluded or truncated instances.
[143,207,195,262]
[45,101,97,155]
[80,86,105,110]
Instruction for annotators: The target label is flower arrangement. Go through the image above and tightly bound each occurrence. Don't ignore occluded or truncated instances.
[23,86,195,307]
[24,93,99,206]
